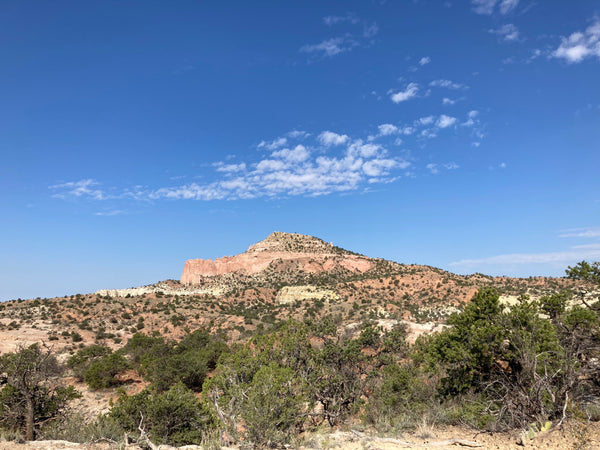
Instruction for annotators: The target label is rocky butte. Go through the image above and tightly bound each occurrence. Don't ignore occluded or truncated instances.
[180,231,374,284]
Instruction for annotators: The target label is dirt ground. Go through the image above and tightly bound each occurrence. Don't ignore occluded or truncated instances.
[1,421,600,449]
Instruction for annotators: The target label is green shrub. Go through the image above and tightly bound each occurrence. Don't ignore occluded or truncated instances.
[84,353,130,390]
[109,383,213,446]
[67,345,112,381]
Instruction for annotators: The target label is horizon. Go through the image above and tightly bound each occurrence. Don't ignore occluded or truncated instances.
[1,1,599,301]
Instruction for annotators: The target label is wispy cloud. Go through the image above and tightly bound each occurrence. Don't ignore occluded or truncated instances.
[95,210,125,216]
[489,24,520,42]
[50,179,105,200]
[390,82,419,103]
[552,20,600,63]
[258,137,288,150]
[302,14,378,59]
[472,0,518,15]
[426,163,439,174]
[452,225,600,271]
[323,13,359,26]
[426,162,459,175]
[419,56,431,66]
[363,22,379,38]
[300,37,357,58]
[416,116,434,126]
[214,162,247,173]
[462,110,479,127]
[559,227,600,238]
[429,79,466,90]
[450,246,600,267]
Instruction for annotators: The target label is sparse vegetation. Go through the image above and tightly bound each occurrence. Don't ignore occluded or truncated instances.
[0,233,598,447]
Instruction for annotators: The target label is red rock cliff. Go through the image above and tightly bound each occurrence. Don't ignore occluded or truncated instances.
[180,232,374,285]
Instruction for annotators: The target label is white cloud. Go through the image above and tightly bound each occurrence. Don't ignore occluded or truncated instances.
[363,22,379,38]
[489,24,520,42]
[553,20,600,63]
[500,0,519,14]
[390,83,419,103]
[348,140,381,158]
[214,162,247,173]
[319,131,349,146]
[323,13,359,26]
[462,110,480,127]
[302,16,377,59]
[363,159,399,177]
[378,124,399,136]
[94,210,125,216]
[442,97,455,105]
[472,0,518,15]
[437,114,457,128]
[141,134,409,201]
[49,179,105,200]
[419,56,431,66]
[472,0,497,15]
[426,162,458,174]
[255,159,288,173]
[271,145,310,163]
[426,163,439,174]
[429,79,465,90]
[258,137,287,150]
[450,246,600,267]
[559,227,600,238]
[300,37,357,57]
[417,116,434,126]
[421,129,437,139]
[287,130,310,139]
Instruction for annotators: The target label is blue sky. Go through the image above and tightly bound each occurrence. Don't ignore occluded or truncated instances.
[1,0,599,301]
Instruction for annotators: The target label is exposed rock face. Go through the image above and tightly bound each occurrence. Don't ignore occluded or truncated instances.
[181,232,374,285]
[96,284,222,298]
[276,285,339,305]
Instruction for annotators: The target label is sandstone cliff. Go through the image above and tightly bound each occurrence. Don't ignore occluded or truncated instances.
[181,232,374,285]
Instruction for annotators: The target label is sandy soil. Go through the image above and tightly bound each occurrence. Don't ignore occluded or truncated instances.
[1,422,600,449]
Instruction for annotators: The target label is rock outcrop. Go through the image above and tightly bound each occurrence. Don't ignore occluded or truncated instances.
[181,232,374,285]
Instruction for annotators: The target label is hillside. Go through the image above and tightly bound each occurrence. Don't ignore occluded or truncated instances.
[0,232,597,449]
[0,232,580,353]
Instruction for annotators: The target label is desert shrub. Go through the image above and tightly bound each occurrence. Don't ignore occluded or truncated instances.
[39,413,123,443]
[120,332,168,365]
[418,281,600,430]
[365,363,433,426]
[243,364,306,447]
[138,328,228,392]
[84,353,130,390]
[109,383,214,446]
[203,319,401,444]
[67,345,112,381]
[0,344,81,440]
[419,287,507,396]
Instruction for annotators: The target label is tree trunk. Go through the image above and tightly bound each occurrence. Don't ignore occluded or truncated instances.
[25,395,35,441]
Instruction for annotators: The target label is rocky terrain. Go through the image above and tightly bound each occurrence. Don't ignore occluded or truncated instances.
[0,232,597,449]
[0,232,582,355]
